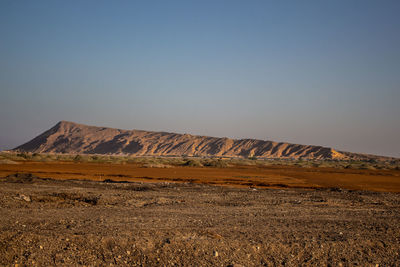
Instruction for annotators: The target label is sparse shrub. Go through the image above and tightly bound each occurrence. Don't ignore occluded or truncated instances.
[203,159,228,168]
[73,155,83,162]
[142,163,171,168]
[183,159,203,167]
[359,163,368,170]
[17,152,31,160]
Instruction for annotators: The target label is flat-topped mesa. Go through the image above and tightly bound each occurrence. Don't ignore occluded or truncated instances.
[13,121,347,159]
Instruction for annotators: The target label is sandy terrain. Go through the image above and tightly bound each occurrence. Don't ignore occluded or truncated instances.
[1,173,399,266]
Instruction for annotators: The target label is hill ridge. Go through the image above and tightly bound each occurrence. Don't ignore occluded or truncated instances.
[13,121,368,160]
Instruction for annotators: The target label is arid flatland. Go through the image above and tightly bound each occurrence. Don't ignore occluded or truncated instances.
[1,153,400,266]
[1,173,400,266]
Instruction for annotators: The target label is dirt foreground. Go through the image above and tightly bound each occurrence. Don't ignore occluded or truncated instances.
[1,173,400,266]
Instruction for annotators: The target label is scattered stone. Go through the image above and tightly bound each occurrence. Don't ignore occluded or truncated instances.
[17,194,31,202]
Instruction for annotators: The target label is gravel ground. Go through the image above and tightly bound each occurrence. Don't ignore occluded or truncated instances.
[1,173,400,266]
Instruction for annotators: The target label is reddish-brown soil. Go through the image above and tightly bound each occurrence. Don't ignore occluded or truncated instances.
[1,161,400,192]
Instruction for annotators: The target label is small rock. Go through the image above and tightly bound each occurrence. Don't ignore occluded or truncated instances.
[126,250,131,255]
[18,194,31,202]
[213,251,218,257]
[40,245,43,249]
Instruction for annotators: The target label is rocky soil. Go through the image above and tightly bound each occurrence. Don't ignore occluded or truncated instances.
[1,173,400,266]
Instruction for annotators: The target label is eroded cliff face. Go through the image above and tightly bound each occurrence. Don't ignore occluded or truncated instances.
[14,121,345,159]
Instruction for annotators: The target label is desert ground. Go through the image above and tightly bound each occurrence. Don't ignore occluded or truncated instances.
[1,156,400,266]
[1,159,400,192]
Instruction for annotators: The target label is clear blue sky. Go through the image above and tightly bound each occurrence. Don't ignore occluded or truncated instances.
[1,0,399,157]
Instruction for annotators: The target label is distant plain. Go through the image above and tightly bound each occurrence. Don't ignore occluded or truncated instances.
[1,152,399,192]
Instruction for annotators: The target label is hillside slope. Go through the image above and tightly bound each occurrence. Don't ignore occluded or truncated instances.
[13,121,350,160]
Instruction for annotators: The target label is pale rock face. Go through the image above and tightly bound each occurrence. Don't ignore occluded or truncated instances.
[14,120,351,159]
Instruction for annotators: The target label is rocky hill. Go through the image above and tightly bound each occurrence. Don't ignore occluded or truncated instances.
[11,121,358,160]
